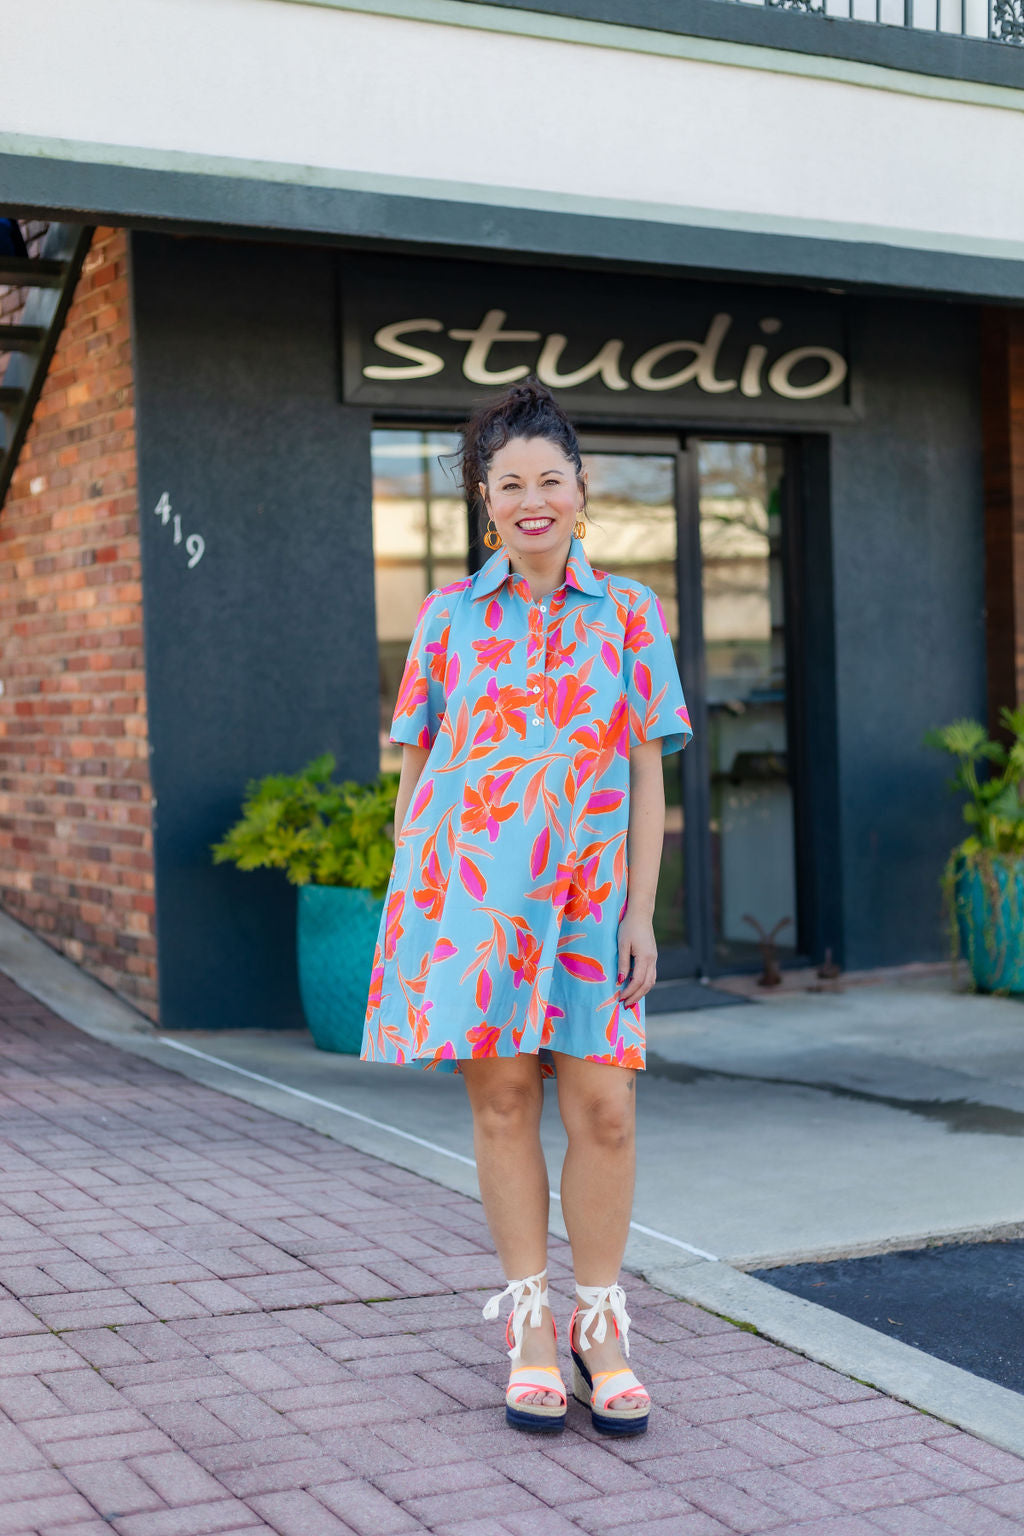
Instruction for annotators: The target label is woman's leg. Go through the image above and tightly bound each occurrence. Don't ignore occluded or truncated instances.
[461,1054,558,1404]
[552,1051,648,1412]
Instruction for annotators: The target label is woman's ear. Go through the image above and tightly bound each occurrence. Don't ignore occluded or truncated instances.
[478,481,489,510]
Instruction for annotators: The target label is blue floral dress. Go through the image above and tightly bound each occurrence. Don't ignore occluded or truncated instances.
[361,535,692,1073]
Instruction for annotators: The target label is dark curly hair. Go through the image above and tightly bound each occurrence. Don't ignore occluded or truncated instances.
[458,379,584,536]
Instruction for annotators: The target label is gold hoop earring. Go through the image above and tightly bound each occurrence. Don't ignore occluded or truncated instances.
[573,518,587,540]
[484,518,502,551]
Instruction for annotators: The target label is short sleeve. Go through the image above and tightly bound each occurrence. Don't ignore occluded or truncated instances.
[623,587,693,756]
[390,589,450,749]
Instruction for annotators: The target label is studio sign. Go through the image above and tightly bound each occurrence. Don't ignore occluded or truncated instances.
[363,307,848,402]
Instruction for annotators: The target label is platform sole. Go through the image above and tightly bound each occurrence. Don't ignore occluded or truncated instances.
[571,1356,650,1436]
[505,1403,567,1432]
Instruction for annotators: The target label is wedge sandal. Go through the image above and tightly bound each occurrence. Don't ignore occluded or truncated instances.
[483,1266,567,1433]
[569,1281,650,1436]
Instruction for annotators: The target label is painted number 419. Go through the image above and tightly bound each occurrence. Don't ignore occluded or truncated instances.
[154,493,205,568]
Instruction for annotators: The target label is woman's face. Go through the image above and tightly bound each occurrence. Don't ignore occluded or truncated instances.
[480,436,584,562]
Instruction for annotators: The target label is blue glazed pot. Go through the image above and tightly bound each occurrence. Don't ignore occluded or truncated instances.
[297,884,384,1053]
[955,854,1024,995]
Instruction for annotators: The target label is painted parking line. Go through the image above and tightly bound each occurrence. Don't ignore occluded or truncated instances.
[158,1036,720,1264]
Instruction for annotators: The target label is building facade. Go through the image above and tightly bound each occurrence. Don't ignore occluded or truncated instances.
[2,0,1023,1029]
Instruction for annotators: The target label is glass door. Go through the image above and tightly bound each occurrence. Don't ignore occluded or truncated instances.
[578,438,693,973]
[692,440,798,970]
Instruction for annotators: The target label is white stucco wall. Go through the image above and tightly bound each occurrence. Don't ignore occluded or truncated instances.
[4,0,1024,260]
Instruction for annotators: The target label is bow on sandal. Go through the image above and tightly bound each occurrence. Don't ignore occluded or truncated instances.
[483,1267,567,1432]
[569,1282,650,1436]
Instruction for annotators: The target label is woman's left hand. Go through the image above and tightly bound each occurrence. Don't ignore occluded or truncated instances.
[617,907,657,1009]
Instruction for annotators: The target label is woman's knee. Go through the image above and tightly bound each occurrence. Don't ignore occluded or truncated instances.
[563,1090,635,1152]
[465,1066,543,1138]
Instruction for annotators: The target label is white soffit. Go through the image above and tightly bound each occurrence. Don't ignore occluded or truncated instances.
[3,0,1024,258]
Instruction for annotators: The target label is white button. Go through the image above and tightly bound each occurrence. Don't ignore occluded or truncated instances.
[532,684,541,693]
[539,604,547,612]
[532,718,541,727]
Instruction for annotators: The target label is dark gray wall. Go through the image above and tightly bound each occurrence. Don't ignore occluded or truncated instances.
[131,233,378,1031]
[831,300,985,968]
[130,235,985,1021]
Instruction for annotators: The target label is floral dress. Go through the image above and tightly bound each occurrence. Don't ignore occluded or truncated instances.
[361,535,692,1074]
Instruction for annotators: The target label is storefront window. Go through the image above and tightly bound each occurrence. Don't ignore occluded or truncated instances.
[698,441,795,966]
[371,429,467,771]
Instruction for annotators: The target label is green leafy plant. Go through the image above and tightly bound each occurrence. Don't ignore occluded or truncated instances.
[926,707,1024,984]
[211,753,399,897]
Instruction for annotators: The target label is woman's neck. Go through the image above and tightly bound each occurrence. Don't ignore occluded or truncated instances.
[506,538,571,602]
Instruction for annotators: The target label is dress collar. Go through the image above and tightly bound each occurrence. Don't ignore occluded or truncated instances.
[471,534,605,601]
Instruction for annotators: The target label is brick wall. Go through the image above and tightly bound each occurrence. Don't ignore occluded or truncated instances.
[0,226,157,1019]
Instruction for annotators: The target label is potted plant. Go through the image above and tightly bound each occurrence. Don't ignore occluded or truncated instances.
[926,707,1024,994]
[212,754,399,1051]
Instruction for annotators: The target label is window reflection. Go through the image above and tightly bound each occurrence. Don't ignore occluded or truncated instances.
[371,430,466,771]
[699,441,795,964]
[582,451,686,951]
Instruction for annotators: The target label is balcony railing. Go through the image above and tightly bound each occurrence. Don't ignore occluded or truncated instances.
[753,0,1022,44]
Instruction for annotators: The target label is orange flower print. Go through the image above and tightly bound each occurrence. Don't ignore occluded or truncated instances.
[545,633,576,671]
[624,607,653,653]
[462,770,517,842]
[393,657,427,720]
[365,946,384,1020]
[413,848,446,921]
[472,677,529,742]
[383,890,405,959]
[545,674,597,729]
[467,1020,502,1058]
[426,623,450,683]
[565,853,612,923]
[469,636,515,677]
[509,925,542,990]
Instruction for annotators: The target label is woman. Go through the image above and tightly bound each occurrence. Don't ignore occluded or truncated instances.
[362,380,691,1436]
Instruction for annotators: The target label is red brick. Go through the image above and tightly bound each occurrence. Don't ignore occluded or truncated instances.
[0,227,155,1019]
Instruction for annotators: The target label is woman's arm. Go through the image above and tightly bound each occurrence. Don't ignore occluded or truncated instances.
[394,743,431,841]
[618,740,665,1008]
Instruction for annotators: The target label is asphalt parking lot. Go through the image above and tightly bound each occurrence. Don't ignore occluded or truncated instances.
[753,1237,1024,1395]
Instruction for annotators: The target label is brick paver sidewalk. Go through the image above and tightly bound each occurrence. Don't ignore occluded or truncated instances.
[2,973,1024,1536]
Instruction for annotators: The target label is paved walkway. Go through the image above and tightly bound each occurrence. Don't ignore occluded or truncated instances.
[2,973,1024,1536]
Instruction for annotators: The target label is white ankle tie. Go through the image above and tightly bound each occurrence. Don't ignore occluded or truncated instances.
[482,1267,549,1362]
[575,1281,632,1358]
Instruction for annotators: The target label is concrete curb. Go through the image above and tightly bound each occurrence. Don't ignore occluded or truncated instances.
[3,908,1023,1459]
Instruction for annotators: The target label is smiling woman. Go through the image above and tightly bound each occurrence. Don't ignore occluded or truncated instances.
[361,378,692,1438]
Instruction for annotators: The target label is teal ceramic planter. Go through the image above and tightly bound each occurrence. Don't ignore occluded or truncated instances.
[297,884,383,1053]
[955,854,1024,995]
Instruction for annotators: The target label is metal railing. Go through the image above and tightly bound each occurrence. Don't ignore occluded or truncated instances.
[752,0,1023,43]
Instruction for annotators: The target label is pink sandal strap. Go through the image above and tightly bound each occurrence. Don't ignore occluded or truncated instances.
[507,1365,567,1406]
[590,1367,649,1413]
